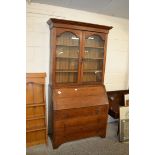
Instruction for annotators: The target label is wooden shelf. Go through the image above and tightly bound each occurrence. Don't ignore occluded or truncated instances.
[27,115,45,120]
[26,103,45,107]
[57,45,103,50]
[27,101,44,104]
[26,73,47,147]
[56,57,103,60]
[26,127,46,133]
[56,56,78,59]
[56,70,78,73]
[85,46,104,49]
[26,115,45,121]
[56,44,79,47]
[83,58,104,60]
[83,70,102,73]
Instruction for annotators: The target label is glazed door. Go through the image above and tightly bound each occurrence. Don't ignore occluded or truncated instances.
[81,31,106,83]
[55,28,82,85]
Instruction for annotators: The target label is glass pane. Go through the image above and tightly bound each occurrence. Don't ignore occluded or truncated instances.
[84,35,104,59]
[85,35,104,48]
[83,72,102,82]
[56,72,78,83]
[56,46,79,58]
[84,48,104,59]
[57,32,79,46]
[82,59,103,82]
[56,59,78,70]
[83,59,103,70]
[56,32,79,83]
[82,34,104,83]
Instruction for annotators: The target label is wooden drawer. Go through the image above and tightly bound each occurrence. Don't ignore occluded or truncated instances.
[26,117,46,130]
[65,129,105,142]
[54,128,105,143]
[56,122,106,134]
[53,123,106,146]
[54,105,108,120]
[26,129,46,147]
[54,114,107,128]
[26,105,45,118]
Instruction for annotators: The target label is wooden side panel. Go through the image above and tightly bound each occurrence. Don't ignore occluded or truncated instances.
[26,78,45,84]
[26,106,45,119]
[26,83,34,104]
[26,83,44,104]
[26,118,46,130]
[33,84,44,103]
[26,130,46,147]
[26,73,47,147]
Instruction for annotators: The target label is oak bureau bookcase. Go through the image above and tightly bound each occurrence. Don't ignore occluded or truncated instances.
[47,18,112,148]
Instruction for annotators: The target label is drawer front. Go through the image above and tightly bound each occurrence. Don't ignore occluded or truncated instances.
[65,122,106,134]
[26,106,45,118]
[54,114,107,128]
[54,127,106,143]
[54,105,108,121]
[54,122,106,142]
[64,129,105,142]
[26,129,46,147]
[26,118,46,130]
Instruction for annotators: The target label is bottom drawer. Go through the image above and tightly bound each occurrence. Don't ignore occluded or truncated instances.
[54,128,106,145]
[54,123,106,142]
[26,129,46,147]
[65,123,106,134]
[65,129,105,142]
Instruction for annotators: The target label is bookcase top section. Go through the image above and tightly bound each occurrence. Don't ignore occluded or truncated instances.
[47,18,113,32]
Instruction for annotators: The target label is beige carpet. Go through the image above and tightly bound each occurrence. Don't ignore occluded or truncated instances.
[26,122,129,155]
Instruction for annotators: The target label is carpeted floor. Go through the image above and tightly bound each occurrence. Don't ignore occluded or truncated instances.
[26,121,129,155]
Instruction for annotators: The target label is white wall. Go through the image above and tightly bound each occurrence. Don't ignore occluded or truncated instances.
[26,2,129,94]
